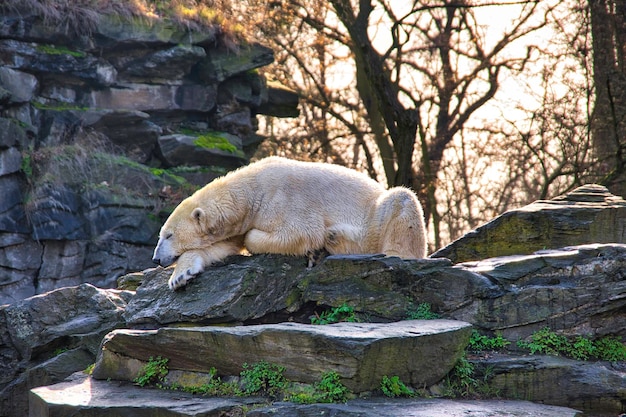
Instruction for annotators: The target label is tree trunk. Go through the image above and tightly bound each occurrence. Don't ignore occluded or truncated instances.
[589,0,626,197]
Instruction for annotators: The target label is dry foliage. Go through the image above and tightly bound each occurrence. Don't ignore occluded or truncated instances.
[0,0,247,44]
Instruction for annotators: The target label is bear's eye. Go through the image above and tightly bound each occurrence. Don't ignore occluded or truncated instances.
[165,233,173,240]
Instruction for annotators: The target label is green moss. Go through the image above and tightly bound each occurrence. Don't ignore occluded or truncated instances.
[36,44,86,58]
[32,101,90,111]
[84,363,95,375]
[193,133,240,154]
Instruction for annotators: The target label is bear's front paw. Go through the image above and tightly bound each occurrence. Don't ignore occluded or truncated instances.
[168,270,190,290]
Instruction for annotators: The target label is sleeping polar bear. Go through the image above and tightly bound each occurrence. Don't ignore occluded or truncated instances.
[153,156,427,290]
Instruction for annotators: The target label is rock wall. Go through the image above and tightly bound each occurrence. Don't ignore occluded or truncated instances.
[0,12,298,305]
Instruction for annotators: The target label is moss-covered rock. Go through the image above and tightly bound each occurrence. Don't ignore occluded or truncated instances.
[432,184,626,263]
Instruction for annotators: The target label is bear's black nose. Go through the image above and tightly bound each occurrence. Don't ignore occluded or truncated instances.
[152,257,161,266]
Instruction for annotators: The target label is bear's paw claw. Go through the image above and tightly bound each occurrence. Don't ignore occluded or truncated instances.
[168,272,189,290]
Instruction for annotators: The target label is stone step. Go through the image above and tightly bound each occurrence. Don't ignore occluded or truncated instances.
[30,372,582,417]
[92,320,472,393]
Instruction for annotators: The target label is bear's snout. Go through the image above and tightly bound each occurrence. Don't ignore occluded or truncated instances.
[152,253,178,267]
[153,237,177,267]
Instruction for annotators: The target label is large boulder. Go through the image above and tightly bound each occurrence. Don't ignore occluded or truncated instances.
[123,254,308,326]
[0,284,132,417]
[124,244,626,341]
[92,320,472,393]
[471,354,626,416]
[453,243,626,340]
[432,184,626,263]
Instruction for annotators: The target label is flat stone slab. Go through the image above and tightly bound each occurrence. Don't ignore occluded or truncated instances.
[30,372,582,417]
[250,399,582,417]
[92,320,472,393]
[29,372,258,417]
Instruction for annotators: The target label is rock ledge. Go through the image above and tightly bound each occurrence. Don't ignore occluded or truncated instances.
[30,372,583,417]
[92,319,473,393]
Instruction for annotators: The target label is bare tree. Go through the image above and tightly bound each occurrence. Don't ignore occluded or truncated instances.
[436,0,599,242]
[318,0,557,247]
[246,0,601,247]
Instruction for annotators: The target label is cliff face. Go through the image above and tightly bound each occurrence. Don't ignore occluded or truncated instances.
[0,11,298,304]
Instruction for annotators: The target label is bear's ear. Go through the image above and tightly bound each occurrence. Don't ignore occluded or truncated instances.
[191,207,205,224]
[191,207,219,235]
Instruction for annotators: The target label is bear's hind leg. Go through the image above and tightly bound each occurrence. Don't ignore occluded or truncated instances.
[324,224,365,254]
[375,187,427,259]
[306,247,330,267]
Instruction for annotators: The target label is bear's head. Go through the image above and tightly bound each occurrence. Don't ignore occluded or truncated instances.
[152,198,230,267]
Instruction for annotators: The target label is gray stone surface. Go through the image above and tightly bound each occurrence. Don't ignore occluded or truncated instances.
[471,353,626,416]
[30,372,257,417]
[249,399,582,417]
[92,320,472,393]
[124,244,626,342]
[29,372,583,417]
[0,284,133,417]
[432,184,626,263]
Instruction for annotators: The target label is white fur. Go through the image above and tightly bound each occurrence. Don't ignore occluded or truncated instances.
[153,157,427,289]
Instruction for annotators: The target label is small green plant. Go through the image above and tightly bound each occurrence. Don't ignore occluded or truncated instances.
[134,356,169,387]
[287,371,352,404]
[565,335,597,361]
[311,303,358,325]
[240,361,287,397]
[84,363,95,375]
[594,336,626,362]
[517,327,569,356]
[380,375,415,397]
[468,330,511,352]
[406,303,440,320]
[175,368,243,396]
[314,371,350,403]
[517,327,626,362]
[444,354,477,397]
[53,347,69,356]
[20,151,33,179]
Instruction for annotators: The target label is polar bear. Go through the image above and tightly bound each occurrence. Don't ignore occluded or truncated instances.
[153,156,427,290]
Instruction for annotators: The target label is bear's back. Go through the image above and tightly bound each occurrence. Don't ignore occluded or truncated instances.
[252,157,384,203]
